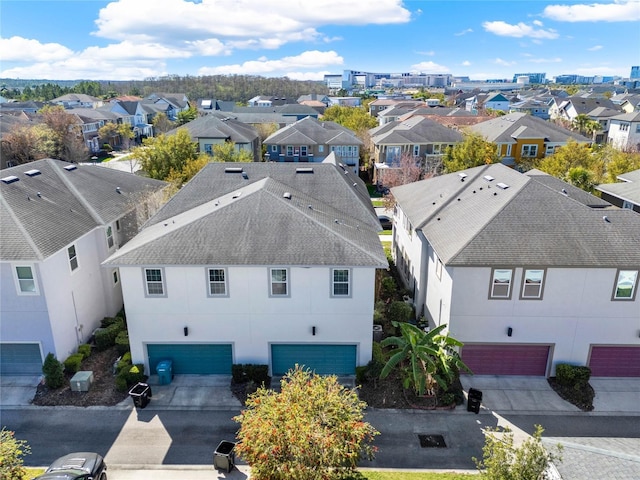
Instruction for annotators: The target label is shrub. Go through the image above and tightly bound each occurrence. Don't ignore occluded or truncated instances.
[117,352,132,372]
[115,375,128,392]
[100,316,118,328]
[388,301,413,324]
[42,353,65,389]
[381,277,397,299]
[0,428,31,480]
[78,344,92,359]
[127,364,146,385]
[95,319,125,351]
[63,353,84,374]
[440,392,455,406]
[115,363,146,392]
[371,341,385,364]
[115,330,130,355]
[232,364,270,386]
[556,363,591,389]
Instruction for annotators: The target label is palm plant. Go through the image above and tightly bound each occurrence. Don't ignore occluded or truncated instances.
[572,114,600,138]
[380,322,471,400]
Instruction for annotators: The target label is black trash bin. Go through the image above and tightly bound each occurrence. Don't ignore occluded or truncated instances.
[129,382,152,409]
[213,440,236,473]
[467,387,482,414]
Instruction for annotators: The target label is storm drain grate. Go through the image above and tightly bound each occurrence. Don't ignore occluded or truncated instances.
[418,434,447,448]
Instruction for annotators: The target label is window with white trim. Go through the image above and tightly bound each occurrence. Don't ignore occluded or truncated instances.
[144,268,165,296]
[521,144,538,157]
[622,200,634,210]
[318,145,324,153]
[112,270,119,285]
[620,123,629,132]
[286,145,293,156]
[331,268,350,297]
[106,226,114,249]
[490,268,513,299]
[271,145,277,152]
[68,245,78,271]
[413,145,420,157]
[15,266,37,294]
[613,269,638,300]
[435,258,443,280]
[521,269,545,299]
[270,268,289,296]
[207,268,228,296]
[545,144,556,156]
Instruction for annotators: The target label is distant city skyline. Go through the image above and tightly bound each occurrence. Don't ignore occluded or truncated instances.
[1,0,639,82]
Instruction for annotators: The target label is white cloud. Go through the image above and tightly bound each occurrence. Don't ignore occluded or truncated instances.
[482,21,559,39]
[588,45,604,51]
[454,28,473,36]
[1,60,166,81]
[462,60,471,66]
[543,0,640,22]
[284,71,331,81]
[409,61,450,73]
[0,36,74,62]
[574,65,626,75]
[198,50,344,76]
[532,20,544,26]
[528,57,563,63]
[493,58,517,66]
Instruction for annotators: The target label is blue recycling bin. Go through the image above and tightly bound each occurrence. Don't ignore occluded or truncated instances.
[156,359,173,385]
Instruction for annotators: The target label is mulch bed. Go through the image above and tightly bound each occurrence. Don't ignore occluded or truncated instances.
[547,377,595,411]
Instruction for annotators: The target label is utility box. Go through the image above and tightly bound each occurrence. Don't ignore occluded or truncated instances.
[70,371,94,392]
[156,359,173,385]
[373,325,383,342]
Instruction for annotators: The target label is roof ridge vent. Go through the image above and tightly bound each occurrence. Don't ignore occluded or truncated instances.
[63,165,77,171]
[496,182,509,189]
[296,167,314,173]
[283,192,292,199]
[483,175,494,181]
[24,169,41,177]
[458,172,467,182]
[1,175,20,184]
[224,167,243,173]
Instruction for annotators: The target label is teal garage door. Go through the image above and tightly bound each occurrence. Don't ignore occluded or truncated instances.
[147,344,232,375]
[0,343,43,375]
[271,344,357,376]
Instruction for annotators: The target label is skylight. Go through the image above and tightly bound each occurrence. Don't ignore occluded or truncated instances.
[64,165,77,171]
[224,167,243,173]
[483,175,494,182]
[24,169,41,177]
[1,175,19,184]
[496,182,510,190]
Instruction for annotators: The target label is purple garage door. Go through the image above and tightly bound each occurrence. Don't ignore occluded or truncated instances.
[588,346,640,377]
[461,344,550,376]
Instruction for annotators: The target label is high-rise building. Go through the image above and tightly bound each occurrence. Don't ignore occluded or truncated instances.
[630,66,640,79]
[512,72,546,84]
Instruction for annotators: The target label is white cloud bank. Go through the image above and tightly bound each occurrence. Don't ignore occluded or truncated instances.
[482,21,559,39]
[543,0,640,22]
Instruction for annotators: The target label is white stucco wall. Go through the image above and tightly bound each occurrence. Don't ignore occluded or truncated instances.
[447,266,640,374]
[119,265,377,374]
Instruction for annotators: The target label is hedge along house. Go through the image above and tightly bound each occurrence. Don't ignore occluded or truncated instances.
[391,163,640,377]
[103,157,387,378]
[0,159,167,375]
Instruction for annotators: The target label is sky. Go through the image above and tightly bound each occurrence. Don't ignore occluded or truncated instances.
[1,0,639,82]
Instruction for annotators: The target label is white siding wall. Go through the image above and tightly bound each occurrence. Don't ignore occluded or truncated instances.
[448,266,640,374]
[120,265,377,374]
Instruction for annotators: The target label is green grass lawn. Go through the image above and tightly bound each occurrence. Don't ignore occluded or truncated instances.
[359,472,476,479]
[379,230,392,236]
[372,200,386,208]
[25,467,46,476]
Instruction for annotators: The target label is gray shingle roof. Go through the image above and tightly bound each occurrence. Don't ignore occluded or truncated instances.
[370,116,463,144]
[596,168,640,205]
[264,116,363,146]
[166,114,259,144]
[105,162,386,268]
[1,159,167,261]
[392,163,640,267]
[468,112,591,143]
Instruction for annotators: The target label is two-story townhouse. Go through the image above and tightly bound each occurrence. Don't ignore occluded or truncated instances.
[0,159,167,374]
[51,94,103,110]
[166,112,261,162]
[550,96,619,122]
[468,112,591,166]
[596,168,640,213]
[508,99,551,120]
[483,93,511,112]
[109,101,154,141]
[263,116,363,173]
[143,93,190,121]
[607,112,640,151]
[103,159,387,377]
[391,164,640,377]
[370,116,463,180]
[66,108,120,153]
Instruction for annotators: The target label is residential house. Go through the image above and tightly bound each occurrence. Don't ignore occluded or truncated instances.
[368,99,423,118]
[263,116,363,173]
[103,160,387,377]
[369,115,463,180]
[596,168,640,213]
[606,112,640,151]
[468,112,591,167]
[109,101,154,141]
[550,96,618,122]
[328,97,361,107]
[143,93,190,121]
[0,159,167,374]
[51,93,103,109]
[587,107,623,144]
[166,112,261,162]
[229,104,320,122]
[196,98,238,115]
[0,101,45,114]
[508,99,551,120]
[70,108,121,153]
[483,93,511,112]
[391,163,640,377]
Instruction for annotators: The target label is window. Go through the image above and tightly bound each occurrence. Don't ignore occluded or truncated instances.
[521,144,538,157]
[613,269,638,300]
[106,226,114,249]
[318,145,324,153]
[622,200,634,210]
[300,145,308,156]
[521,269,545,299]
[286,145,294,156]
[545,144,556,156]
[435,258,443,280]
[112,270,119,285]
[271,145,277,152]
[68,245,78,271]
[490,268,513,299]
[207,268,228,296]
[15,266,37,294]
[116,219,121,231]
[505,144,512,156]
[413,145,420,157]
[144,268,165,296]
[635,124,640,133]
[270,268,289,296]
[620,123,629,132]
[204,144,213,155]
[332,269,351,297]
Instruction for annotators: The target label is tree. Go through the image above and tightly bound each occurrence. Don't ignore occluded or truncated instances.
[211,142,254,163]
[98,123,119,150]
[0,428,31,480]
[380,323,469,400]
[443,133,499,173]
[572,114,600,138]
[474,425,562,480]
[537,140,599,184]
[567,166,596,192]
[176,105,198,125]
[131,129,198,180]
[322,105,378,133]
[39,105,86,161]
[0,126,42,165]
[234,365,379,480]
[152,113,174,134]
[600,146,640,182]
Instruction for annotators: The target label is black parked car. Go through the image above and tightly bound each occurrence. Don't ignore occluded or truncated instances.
[33,452,107,480]
[378,215,393,230]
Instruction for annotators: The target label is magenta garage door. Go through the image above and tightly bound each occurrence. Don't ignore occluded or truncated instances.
[461,344,550,376]
[588,346,640,377]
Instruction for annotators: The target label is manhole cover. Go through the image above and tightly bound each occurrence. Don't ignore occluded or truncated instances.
[418,434,447,448]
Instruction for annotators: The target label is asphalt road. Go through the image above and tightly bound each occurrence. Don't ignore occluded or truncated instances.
[3,407,639,473]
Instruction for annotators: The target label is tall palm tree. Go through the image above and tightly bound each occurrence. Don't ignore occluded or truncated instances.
[380,322,470,399]
[572,114,600,138]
